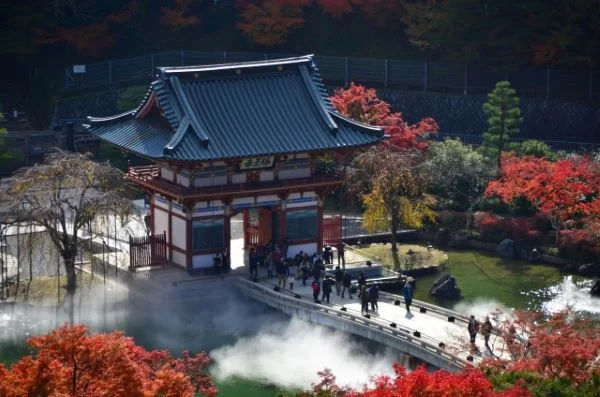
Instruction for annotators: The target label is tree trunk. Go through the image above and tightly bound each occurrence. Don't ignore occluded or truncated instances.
[63,251,77,295]
[390,215,399,252]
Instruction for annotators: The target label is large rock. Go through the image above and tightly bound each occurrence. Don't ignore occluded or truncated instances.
[429,274,461,300]
[591,280,600,297]
[498,239,515,258]
[435,228,450,247]
[448,233,469,248]
[577,263,600,277]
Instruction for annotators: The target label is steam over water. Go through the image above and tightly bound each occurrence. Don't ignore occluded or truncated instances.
[0,283,396,390]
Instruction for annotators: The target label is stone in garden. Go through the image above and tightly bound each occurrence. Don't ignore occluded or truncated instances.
[591,280,600,297]
[429,273,461,299]
[435,228,450,247]
[498,239,515,258]
[577,263,600,277]
[448,233,469,248]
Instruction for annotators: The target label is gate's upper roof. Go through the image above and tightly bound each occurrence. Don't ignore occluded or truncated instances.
[86,55,384,162]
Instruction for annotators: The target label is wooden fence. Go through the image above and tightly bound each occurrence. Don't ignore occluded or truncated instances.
[129,231,168,269]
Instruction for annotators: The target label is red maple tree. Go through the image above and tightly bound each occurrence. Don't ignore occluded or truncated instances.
[482,310,600,384]
[330,83,438,150]
[318,0,363,19]
[307,364,529,397]
[0,324,216,397]
[485,154,600,243]
[161,0,200,30]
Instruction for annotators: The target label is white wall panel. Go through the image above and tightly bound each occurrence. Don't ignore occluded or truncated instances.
[172,216,187,249]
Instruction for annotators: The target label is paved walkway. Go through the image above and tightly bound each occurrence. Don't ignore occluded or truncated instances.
[244,263,505,364]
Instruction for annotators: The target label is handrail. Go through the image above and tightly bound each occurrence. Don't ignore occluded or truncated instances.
[236,277,475,370]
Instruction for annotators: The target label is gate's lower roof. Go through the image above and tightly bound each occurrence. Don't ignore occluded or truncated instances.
[88,56,384,162]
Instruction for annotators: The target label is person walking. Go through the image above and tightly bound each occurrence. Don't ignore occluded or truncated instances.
[468,315,480,352]
[358,272,366,291]
[341,271,352,299]
[322,276,334,303]
[311,277,321,303]
[360,286,370,313]
[213,252,223,277]
[369,283,379,311]
[403,280,413,312]
[336,240,345,268]
[334,266,344,296]
[481,316,493,353]
[249,247,258,278]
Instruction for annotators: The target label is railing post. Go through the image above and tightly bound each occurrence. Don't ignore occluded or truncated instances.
[181,51,185,66]
[223,51,227,62]
[151,54,155,74]
[546,67,550,99]
[108,60,112,85]
[464,64,468,95]
[384,59,389,88]
[424,62,428,92]
[345,57,349,87]
[264,53,268,60]
[589,69,594,100]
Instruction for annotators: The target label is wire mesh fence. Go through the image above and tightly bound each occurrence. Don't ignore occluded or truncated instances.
[64,51,599,102]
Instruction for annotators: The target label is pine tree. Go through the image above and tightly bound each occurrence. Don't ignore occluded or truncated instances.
[481,81,523,168]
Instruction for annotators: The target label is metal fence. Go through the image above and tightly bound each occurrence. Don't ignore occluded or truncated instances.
[65,51,599,102]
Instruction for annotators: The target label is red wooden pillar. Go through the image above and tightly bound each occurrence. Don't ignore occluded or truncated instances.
[278,206,287,242]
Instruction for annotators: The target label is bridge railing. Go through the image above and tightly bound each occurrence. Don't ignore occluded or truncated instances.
[65,51,599,102]
[236,276,474,370]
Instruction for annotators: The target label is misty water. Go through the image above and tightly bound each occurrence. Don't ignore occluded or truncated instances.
[1,248,599,395]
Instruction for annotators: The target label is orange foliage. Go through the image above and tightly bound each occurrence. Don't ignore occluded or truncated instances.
[33,1,139,57]
[486,154,600,225]
[161,0,200,30]
[318,0,363,19]
[235,0,310,46]
[0,324,216,397]
[482,310,600,384]
[311,364,530,397]
[330,83,438,150]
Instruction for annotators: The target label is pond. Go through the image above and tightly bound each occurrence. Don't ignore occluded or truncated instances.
[1,247,598,396]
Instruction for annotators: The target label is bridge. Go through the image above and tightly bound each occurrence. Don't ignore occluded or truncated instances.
[236,266,505,372]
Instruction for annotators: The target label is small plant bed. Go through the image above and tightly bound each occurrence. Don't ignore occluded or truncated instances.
[355,243,448,272]
[5,272,98,304]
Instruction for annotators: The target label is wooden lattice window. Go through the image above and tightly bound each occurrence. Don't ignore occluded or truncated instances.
[286,209,317,242]
[192,218,224,251]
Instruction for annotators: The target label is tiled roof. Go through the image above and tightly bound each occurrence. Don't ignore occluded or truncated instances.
[87,55,383,161]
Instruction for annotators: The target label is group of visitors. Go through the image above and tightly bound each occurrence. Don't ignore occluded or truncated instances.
[467,315,494,353]
[213,248,230,277]
[248,239,289,280]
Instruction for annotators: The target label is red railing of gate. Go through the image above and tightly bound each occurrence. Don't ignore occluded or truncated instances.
[129,231,168,269]
[323,215,342,247]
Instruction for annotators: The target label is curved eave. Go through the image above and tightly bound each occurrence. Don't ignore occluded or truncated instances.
[329,112,385,136]
[87,110,136,124]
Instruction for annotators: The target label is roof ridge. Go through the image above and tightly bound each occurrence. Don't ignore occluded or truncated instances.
[298,64,338,133]
[159,54,314,76]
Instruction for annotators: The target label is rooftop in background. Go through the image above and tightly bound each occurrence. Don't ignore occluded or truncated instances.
[86,55,384,162]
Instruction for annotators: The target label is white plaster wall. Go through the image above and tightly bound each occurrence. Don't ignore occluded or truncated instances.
[171,204,185,217]
[232,197,254,207]
[161,167,174,181]
[279,167,310,180]
[195,175,227,187]
[288,192,301,200]
[260,170,274,181]
[172,216,187,250]
[193,254,214,269]
[288,243,318,258]
[194,209,224,217]
[172,251,187,268]
[177,174,190,187]
[154,196,169,210]
[232,173,246,184]
[287,199,317,209]
[256,194,279,204]
[154,208,169,243]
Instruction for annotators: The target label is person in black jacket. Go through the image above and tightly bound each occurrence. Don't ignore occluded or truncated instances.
[334,266,344,296]
[322,276,334,303]
[341,271,352,299]
[369,284,379,311]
